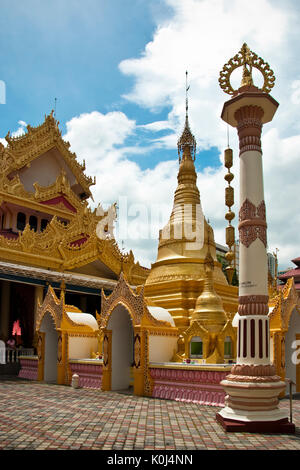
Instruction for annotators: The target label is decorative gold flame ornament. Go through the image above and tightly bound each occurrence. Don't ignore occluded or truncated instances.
[219,43,275,95]
[224,148,235,284]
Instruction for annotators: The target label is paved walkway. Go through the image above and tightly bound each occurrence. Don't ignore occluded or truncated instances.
[0,376,299,451]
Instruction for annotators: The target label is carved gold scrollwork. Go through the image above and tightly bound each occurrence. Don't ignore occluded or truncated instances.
[103,334,109,368]
[219,43,275,95]
[57,334,62,363]
[37,335,43,361]
[133,334,141,368]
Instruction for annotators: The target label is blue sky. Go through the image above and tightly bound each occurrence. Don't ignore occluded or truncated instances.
[0,1,160,129]
[0,0,300,270]
[0,0,220,170]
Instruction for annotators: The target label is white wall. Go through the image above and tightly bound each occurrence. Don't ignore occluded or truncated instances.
[19,152,62,191]
[285,307,300,394]
[149,335,178,363]
[0,340,5,364]
[40,313,58,383]
[68,336,98,359]
[107,305,133,390]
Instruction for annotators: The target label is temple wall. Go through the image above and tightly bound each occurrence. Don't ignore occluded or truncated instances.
[68,336,98,359]
[149,365,230,406]
[19,152,62,191]
[149,335,178,363]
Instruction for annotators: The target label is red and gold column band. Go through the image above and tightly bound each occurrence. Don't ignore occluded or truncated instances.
[239,199,267,248]
[238,295,269,315]
[235,105,264,156]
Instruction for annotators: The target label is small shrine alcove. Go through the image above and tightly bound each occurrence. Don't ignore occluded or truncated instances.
[39,312,58,383]
[34,285,99,385]
[97,273,178,397]
[107,303,134,391]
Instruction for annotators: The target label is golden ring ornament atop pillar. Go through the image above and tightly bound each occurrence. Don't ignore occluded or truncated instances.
[219,43,275,95]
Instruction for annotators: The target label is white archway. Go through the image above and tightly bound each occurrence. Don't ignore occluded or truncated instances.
[40,312,58,383]
[107,304,134,391]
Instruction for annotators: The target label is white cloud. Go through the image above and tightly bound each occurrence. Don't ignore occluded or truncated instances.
[0,120,28,145]
[11,120,27,138]
[114,0,300,270]
[138,120,172,132]
[4,0,297,272]
[63,110,178,267]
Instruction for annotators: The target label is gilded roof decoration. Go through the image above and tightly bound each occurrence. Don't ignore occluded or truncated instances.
[0,186,148,285]
[0,114,149,286]
[36,285,99,334]
[1,111,95,197]
[0,169,84,215]
[219,43,276,95]
[99,272,174,330]
[177,72,196,160]
[269,278,299,331]
[177,116,197,161]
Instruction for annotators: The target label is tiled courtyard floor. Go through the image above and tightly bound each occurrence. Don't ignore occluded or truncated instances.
[0,376,299,451]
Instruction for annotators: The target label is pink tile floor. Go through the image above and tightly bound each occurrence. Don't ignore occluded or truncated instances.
[0,376,299,450]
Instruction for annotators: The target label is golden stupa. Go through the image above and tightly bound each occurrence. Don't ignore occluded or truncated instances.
[192,233,227,333]
[143,81,238,336]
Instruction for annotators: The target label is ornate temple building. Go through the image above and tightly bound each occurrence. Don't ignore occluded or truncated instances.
[15,102,239,405]
[278,256,300,295]
[0,112,149,349]
[4,46,299,418]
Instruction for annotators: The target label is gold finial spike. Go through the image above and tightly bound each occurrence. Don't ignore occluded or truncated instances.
[185,70,189,120]
[60,279,66,301]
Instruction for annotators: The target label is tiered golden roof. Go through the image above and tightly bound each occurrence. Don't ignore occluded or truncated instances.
[1,111,94,198]
[0,113,149,286]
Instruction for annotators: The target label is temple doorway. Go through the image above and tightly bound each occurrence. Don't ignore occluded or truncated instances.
[285,307,300,393]
[40,312,58,383]
[9,283,35,347]
[107,304,134,391]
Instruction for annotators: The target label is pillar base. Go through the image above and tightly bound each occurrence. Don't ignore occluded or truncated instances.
[216,412,295,433]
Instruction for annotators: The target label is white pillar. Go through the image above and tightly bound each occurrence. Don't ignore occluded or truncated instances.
[216,93,293,432]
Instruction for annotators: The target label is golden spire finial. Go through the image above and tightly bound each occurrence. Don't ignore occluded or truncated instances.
[185,70,189,120]
[240,43,253,87]
[219,43,275,95]
[60,279,66,302]
[177,71,196,161]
